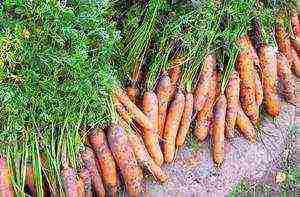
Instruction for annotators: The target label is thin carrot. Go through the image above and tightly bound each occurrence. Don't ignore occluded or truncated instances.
[225,71,239,139]
[176,91,193,147]
[61,165,77,197]
[291,13,300,37]
[254,69,263,107]
[107,124,144,197]
[277,53,296,105]
[258,44,280,117]
[79,168,93,197]
[236,107,257,143]
[142,91,163,166]
[0,156,14,197]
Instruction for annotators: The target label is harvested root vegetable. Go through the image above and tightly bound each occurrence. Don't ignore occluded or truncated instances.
[81,148,105,197]
[212,95,227,166]
[169,56,183,85]
[275,26,292,60]
[89,128,118,195]
[107,124,144,197]
[236,107,257,143]
[142,91,163,166]
[61,166,78,197]
[79,168,92,197]
[76,177,85,197]
[290,47,300,77]
[194,54,215,111]
[155,73,172,137]
[194,71,219,141]
[163,89,185,163]
[238,35,260,67]
[291,36,300,56]
[114,96,131,123]
[254,69,263,107]
[277,53,296,105]
[176,92,193,147]
[127,85,138,103]
[0,157,14,197]
[225,71,240,139]
[258,44,280,117]
[291,14,300,37]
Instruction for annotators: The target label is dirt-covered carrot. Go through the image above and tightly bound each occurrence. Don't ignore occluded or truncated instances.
[277,53,296,105]
[194,71,219,142]
[81,148,105,197]
[238,35,260,67]
[225,71,239,139]
[258,44,280,117]
[142,91,163,166]
[212,95,227,166]
[194,54,215,111]
[114,96,131,123]
[61,165,78,197]
[127,85,138,103]
[275,26,293,67]
[79,168,93,197]
[176,91,193,147]
[155,73,172,137]
[254,69,263,107]
[236,107,257,143]
[0,156,14,197]
[163,89,185,163]
[76,176,85,197]
[291,14,300,37]
[107,124,144,197]
[290,47,300,77]
[89,128,118,196]
[169,57,183,85]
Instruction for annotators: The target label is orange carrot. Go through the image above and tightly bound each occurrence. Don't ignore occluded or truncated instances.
[194,54,215,111]
[291,36,300,56]
[0,157,14,197]
[254,69,263,107]
[107,124,144,197]
[225,71,240,139]
[212,95,227,166]
[127,85,138,103]
[169,56,183,85]
[155,73,172,137]
[258,44,280,117]
[238,35,260,67]
[79,168,92,197]
[291,14,300,37]
[61,166,78,197]
[163,89,185,163]
[290,47,300,77]
[236,107,257,143]
[89,128,118,196]
[114,96,131,123]
[277,53,296,105]
[142,91,163,166]
[76,176,85,197]
[176,92,193,147]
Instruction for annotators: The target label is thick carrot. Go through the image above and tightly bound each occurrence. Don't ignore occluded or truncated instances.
[127,85,138,103]
[254,69,263,107]
[225,71,240,139]
[79,168,93,197]
[0,157,14,197]
[176,92,193,147]
[81,148,105,197]
[237,50,260,124]
[155,73,172,137]
[107,124,144,197]
[194,71,219,141]
[194,54,215,111]
[61,166,78,197]
[238,35,260,67]
[88,128,118,196]
[277,53,296,105]
[290,47,300,77]
[163,89,185,163]
[291,14,300,37]
[258,44,280,117]
[236,107,257,143]
[142,91,163,166]
[212,95,227,166]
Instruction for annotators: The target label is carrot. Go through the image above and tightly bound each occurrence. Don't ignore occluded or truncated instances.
[88,127,118,196]
[169,56,183,85]
[237,50,260,125]
[81,147,105,197]
[107,124,144,197]
[238,35,260,67]
[194,71,219,141]
[61,165,78,197]
[290,47,300,77]
[225,71,239,139]
[155,73,172,137]
[176,91,193,147]
[163,89,185,163]
[277,53,296,105]
[258,44,280,117]
[194,54,215,111]
[212,95,227,166]
[76,176,85,197]
[291,14,300,37]
[79,168,93,197]
[291,36,300,56]
[142,91,163,166]
[127,85,138,103]
[114,96,131,123]
[254,69,263,107]
[0,156,14,197]
[236,107,257,143]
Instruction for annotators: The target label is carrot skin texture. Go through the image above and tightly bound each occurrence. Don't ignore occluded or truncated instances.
[290,47,300,77]
[277,53,296,104]
[236,107,257,143]
[127,85,138,103]
[212,95,227,166]
[176,92,194,147]
[291,36,300,56]
[79,168,93,197]
[194,54,215,111]
[114,96,131,123]
[291,14,300,37]
[61,166,78,197]
[225,71,240,138]
[258,44,280,117]
[107,124,144,197]
[254,69,263,107]
[0,157,14,197]
[142,91,163,166]
[275,27,292,60]
[76,177,85,197]
[163,89,185,163]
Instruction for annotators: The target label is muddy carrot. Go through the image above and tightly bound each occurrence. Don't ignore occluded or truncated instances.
[155,73,172,137]
[142,91,163,166]
[236,107,257,143]
[291,14,300,37]
[290,47,300,77]
[176,91,193,147]
[89,128,118,196]
[79,168,93,197]
[76,177,85,197]
[194,54,215,111]
[225,71,240,139]
[0,157,14,197]
[169,56,183,85]
[107,124,144,197]
[277,53,296,104]
[275,26,293,66]
[254,69,263,107]
[114,96,131,123]
[238,35,260,67]
[61,166,78,197]
[258,44,280,117]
